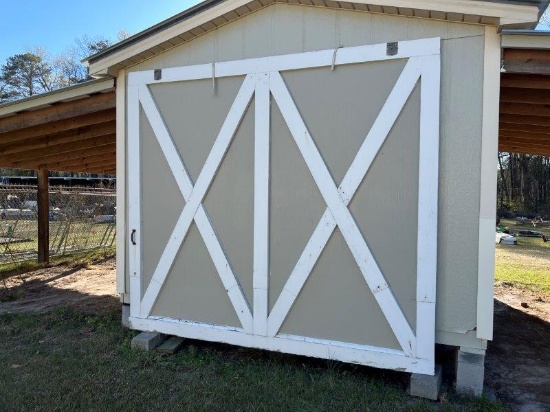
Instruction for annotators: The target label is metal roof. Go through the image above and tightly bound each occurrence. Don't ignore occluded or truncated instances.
[0,78,115,119]
[502,28,550,48]
[85,0,229,66]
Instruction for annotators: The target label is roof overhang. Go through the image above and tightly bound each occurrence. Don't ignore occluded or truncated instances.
[85,0,544,76]
[499,30,550,156]
[0,79,116,174]
[501,30,550,75]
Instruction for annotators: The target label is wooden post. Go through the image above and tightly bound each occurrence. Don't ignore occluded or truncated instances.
[37,168,50,263]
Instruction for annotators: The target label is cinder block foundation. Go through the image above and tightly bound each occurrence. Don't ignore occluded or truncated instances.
[121,304,130,328]
[456,347,485,396]
[157,336,186,354]
[410,365,442,400]
[131,332,166,351]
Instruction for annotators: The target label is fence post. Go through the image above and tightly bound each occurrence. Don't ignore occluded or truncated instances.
[37,168,50,263]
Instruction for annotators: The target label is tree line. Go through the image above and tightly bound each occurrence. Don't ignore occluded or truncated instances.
[0,31,130,103]
[498,152,550,217]
[0,31,130,178]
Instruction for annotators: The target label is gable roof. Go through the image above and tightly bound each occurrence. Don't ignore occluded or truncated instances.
[85,0,546,76]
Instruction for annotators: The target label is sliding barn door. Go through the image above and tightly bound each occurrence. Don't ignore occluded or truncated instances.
[128,38,440,374]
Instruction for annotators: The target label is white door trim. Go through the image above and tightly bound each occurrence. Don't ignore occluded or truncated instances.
[128,37,440,86]
[269,70,417,356]
[135,75,256,332]
[127,37,441,374]
[253,72,271,337]
[267,58,423,349]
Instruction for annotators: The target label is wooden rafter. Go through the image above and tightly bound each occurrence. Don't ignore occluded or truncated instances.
[500,102,550,117]
[500,114,550,127]
[500,130,550,140]
[0,92,115,133]
[499,144,550,157]
[6,143,116,169]
[500,137,550,148]
[47,162,117,174]
[500,87,550,105]
[0,120,116,156]
[501,73,550,90]
[498,70,550,157]
[0,134,115,164]
[0,109,115,144]
[503,49,550,62]
[41,152,116,172]
[503,48,550,75]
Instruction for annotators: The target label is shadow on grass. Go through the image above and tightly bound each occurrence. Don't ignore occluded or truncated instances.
[485,299,550,411]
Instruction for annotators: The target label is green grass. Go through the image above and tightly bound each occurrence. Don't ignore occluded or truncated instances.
[495,220,550,296]
[0,308,505,412]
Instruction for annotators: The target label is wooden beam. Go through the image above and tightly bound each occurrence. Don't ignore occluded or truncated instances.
[503,49,550,62]
[500,87,550,105]
[500,102,550,117]
[86,166,117,174]
[16,150,115,172]
[0,109,115,145]
[0,92,115,133]
[0,134,115,164]
[499,114,550,127]
[47,163,117,174]
[37,168,49,264]
[44,151,116,169]
[502,62,550,75]
[499,145,550,156]
[500,138,550,149]
[53,162,117,174]
[500,130,550,142]
[500,73,550,90]
[3,143,116,169]
[503,49,550,75]
[101,169,116,175]
[500,123,550,136]
[0,120,116,156]
[44,154,117,173]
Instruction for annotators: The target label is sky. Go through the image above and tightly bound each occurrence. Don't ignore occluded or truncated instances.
[0,0,202,63]
[539,7,550,29]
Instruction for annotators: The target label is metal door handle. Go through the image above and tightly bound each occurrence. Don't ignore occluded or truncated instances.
[131,229,136,245]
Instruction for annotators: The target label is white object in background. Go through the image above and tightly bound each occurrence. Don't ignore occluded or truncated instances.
[495,232,517,245]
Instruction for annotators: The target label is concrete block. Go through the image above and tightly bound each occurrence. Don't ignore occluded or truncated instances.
[456,362,484,396]
[456,347,485,397]
[410,365,442,400]
[157,336,186,354]
[458,351,485,365]
[131,332,166,351]
[121,304,130,328]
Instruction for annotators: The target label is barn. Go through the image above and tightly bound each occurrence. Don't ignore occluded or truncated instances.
[83,0,546,398]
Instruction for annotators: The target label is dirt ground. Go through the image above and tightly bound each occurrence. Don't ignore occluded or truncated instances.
[486,283,550,411]
[0,260,549,410]
[0,258,119,315]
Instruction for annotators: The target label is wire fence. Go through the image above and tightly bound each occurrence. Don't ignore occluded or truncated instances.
[0,183,116,267]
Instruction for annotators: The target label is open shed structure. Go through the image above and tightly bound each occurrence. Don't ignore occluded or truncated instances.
[81,0,550,398]
[81,0,548,397]
[0,79,116,262]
